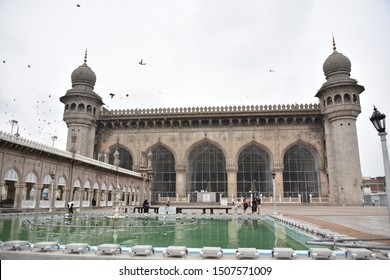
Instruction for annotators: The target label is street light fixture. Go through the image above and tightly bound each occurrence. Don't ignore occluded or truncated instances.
[272,171,277,215]
[369,106,390,227]
[51,135,58,147]
[9,119,18,134]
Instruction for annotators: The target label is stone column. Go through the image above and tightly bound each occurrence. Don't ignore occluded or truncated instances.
[34,183,42,210]
[273,167,284,199]
[88,189,93,206]
[51,179,58,211]
[14,182,25,208]
[64,184,71,205]
[175,165,186,198]
[226,165,238,201]
[96,189,101,207]
[0,179,5,206]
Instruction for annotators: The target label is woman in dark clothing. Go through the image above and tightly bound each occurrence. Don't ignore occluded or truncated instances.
[143,200,150,213]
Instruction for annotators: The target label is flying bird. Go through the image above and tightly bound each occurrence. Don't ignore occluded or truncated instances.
[2,60,5,63]
[126,94,129,97]
[269,69,275,72]
[109,93,115,98]
[28,65,31,68]
[76,4,81,7]
[139,59,146,65]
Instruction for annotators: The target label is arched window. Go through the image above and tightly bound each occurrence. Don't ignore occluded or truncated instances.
[201,119,210,126]
[222,119,230,126]
[283,144,319,202]
[237,145,272,198]
[327,96,333,105]
[334,94,342,104]
[344,94,351,103]
[211,119,219,126]
[151,145,176,199]
[78,103,85,112]
[109,147,133,170]
[186,142,227,195]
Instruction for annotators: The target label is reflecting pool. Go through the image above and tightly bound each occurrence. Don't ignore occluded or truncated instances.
[0,213,314,249]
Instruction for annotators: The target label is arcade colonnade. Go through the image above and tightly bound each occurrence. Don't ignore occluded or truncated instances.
[0,131,152,211]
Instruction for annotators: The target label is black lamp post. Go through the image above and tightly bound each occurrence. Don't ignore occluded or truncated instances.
[370,106,386,133]
[370,106,390,226]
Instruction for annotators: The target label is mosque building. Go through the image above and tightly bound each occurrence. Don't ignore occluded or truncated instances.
[59,40,365,206]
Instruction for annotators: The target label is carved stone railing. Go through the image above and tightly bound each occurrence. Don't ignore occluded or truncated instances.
[101,103,320,117]
[0,131,70,157]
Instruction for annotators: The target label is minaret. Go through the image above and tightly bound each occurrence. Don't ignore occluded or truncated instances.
[316,38,365,205]
[60,50,103,158]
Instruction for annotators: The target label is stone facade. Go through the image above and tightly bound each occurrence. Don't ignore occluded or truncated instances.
[96,104,327,203]
[0,131,153,211]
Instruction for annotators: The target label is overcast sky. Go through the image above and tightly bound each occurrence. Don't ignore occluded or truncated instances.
[0,0,389,177]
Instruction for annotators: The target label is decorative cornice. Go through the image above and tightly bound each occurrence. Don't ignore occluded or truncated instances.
[101,103,320,118]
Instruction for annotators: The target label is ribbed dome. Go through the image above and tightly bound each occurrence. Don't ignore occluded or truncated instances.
[323,50,351,78]
[71,62,96,88]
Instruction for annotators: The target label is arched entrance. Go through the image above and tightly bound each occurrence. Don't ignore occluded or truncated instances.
[237,144,272,199]
[283,144,320,202]
[2,169,18,207]
[186,142,227,202]
[151,145,176,201]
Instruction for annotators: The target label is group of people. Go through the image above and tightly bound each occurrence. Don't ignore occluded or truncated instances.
[142,200,171,214]
[235,197,261,214]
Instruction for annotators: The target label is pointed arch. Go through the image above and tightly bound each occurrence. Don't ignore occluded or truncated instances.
[108,145,133,170]
[184,138,227,162]
[25,172,38,183]
[58,176,67,186]
[236,142,273,197]
[4,168,19,181]
[235,140,274,164]
[73,178,81,188]
[42,174,53,184]
[84,180,91,189]
[186,140,227,194]
[150,143,176,198]
[282,141,320,201]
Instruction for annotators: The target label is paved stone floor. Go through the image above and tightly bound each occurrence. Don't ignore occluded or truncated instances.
[1,204,389,260]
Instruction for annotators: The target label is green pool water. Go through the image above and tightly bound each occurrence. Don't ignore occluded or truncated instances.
[0,214,313,249]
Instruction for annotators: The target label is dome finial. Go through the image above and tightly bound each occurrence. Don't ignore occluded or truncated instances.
[332,34,337,51]
[84,48,88,63]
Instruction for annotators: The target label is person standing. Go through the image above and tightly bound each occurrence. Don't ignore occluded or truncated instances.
[143,199,150,213]
[256,196,261,214]
[165,200,170,214]
[67,201,74,214]
[251,199,258,214]
[243,198,249,213]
